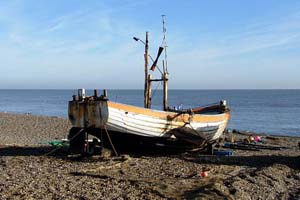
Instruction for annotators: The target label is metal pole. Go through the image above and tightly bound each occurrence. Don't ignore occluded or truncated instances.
[162,15,168,73]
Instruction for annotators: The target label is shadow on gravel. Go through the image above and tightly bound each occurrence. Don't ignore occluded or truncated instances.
[0,146,67,157]
[1,146,299,170]
[181,179,230,200]
[182,154,300,169]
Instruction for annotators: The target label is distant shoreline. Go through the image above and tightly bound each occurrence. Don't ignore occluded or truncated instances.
[0,88,300,90]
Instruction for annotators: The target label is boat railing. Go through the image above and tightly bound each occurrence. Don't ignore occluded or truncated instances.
[167,100,229,115]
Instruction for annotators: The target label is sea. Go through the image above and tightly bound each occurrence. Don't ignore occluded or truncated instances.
[0,89,299,136]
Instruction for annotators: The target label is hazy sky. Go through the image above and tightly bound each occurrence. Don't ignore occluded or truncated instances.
[0,0,299,89]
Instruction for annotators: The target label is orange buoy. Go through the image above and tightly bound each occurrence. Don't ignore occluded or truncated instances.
[201,171,208,177]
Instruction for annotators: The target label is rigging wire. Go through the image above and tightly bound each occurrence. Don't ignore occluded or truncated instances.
[150,81,162,102]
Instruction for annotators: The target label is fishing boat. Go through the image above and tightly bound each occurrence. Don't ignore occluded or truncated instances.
[67,17,230,154]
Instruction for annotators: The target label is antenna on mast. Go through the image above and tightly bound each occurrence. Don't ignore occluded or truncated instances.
[161,15,168,111]
[162,15,168,73]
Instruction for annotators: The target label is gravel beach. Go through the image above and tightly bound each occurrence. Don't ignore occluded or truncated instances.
[0,112,300,199]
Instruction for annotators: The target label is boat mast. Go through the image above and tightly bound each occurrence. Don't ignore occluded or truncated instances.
[142,16,168,110]
[144,32,150,108]
[162,15,168,111]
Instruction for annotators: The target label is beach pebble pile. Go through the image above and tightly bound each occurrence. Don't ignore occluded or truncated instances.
[0,113,71,146]
[0,112,300,199]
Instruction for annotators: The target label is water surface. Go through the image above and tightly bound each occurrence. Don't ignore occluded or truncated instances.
[0,89,299,136]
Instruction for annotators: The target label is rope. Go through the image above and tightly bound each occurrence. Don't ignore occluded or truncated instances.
[151,81,162,102]
[44,128,84,156]
[45,127,119,157]
[104,125,119,156]
[44,146,64,156]
[69,128,85,141]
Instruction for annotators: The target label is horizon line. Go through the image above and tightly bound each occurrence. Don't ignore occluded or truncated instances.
[0,88,299,90]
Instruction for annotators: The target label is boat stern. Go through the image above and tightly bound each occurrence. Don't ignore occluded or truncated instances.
[68,89,109,128]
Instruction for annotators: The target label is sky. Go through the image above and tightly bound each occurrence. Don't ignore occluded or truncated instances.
[0,0,300,89]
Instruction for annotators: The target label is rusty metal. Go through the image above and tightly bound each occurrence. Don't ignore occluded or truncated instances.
[68,91,109,129]
[72,95,78,101]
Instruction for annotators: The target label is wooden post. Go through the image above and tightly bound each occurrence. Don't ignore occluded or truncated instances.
[144,32,149,108]
[147,74,152,108]
[163,72,168,111]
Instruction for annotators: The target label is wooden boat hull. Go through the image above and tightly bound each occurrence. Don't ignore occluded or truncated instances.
[68,98,230,152]
[106,102,229,142]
